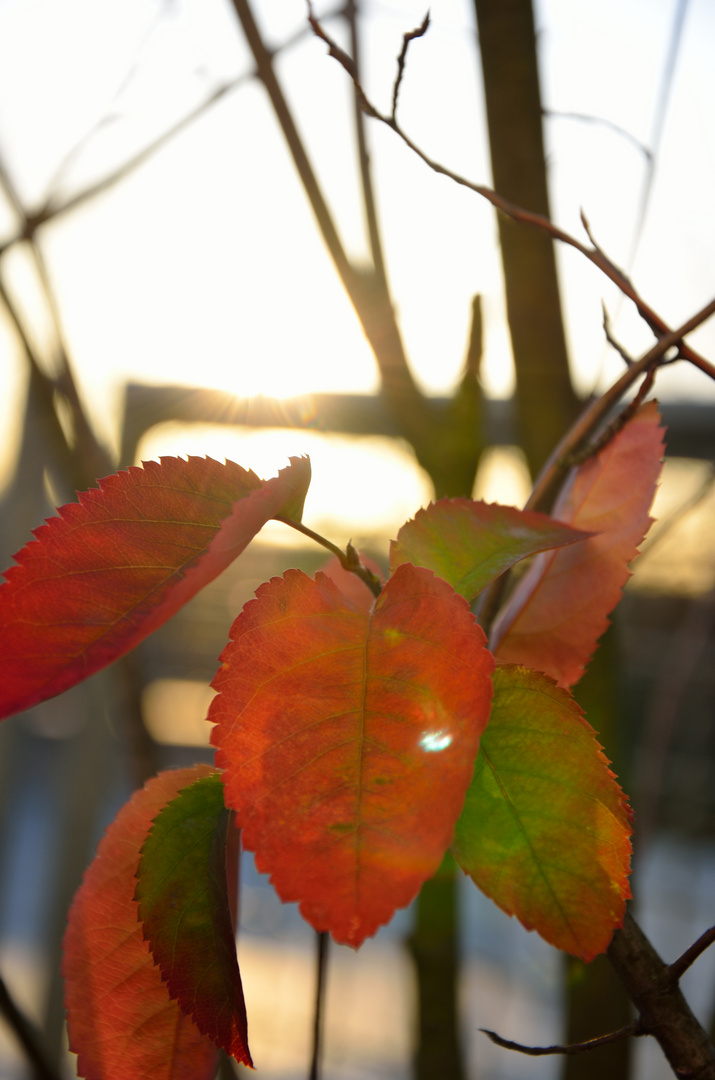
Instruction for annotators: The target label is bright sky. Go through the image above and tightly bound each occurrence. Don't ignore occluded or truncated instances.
[0,0,713,539]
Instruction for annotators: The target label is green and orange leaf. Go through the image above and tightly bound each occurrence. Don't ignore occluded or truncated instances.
[490,402,664,686]
[452,665,632,960]
[210,563,495,947]
[391,498,589,600]
[0,455,310,720]
[136,774,251,1066]
[62,766,221,1080]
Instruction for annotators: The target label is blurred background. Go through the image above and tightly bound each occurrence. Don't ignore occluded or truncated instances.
[0,0,714,1077]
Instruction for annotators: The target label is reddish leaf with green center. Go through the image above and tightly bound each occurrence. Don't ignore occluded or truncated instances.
[0,455,310,720]
[390,499,589,600]
[136,774,251,1066]
[490,402,664,686]
[210,563,495,946]
[62,766,221,1080]
[452,665,632,960]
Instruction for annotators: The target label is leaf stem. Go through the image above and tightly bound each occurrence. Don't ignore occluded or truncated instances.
[274,516,383,598]
[309,931,330,1080]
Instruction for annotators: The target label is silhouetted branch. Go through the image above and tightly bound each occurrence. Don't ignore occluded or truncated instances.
[307,8,715,382]
[602,301,636,366]
[232,0,442,476]
[308,932,330,1080]
[543,109,652,160]
[345,0,388,285]
[481,1020,641,1057]
[0,9,345,261]
[392,11,430,121]
[0,973,61,1080]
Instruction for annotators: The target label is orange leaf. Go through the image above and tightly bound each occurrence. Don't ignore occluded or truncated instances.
[0,455,310,720]
[210,563,494,946]
[62,766,221,1080]
[490,402,664,686]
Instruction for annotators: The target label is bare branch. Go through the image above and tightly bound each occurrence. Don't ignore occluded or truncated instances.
[307,10,715,381]
[0,9,345,260]
[608,910,715,1077]
[526,295,715,514]
[481,1020,641,1057]
[602,301,636,366]
[670,927,715,983]
[345,0,388,284]
[563,364,656,467]
[392,11,430,121]
[543,108,652,161]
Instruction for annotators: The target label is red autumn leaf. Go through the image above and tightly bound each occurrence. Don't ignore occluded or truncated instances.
[62,766,221,1080]
[390,498,589,600]
[0,455,310,720]
[209,563,494,947]
[136,774,251,1066]
[490,402,664,686]
[452,665,632,960]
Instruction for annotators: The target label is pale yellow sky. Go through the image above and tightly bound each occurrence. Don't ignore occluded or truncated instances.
[0,0,713,533]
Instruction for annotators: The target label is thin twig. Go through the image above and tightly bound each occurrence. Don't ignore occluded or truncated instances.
[345,0,388,285]
[526,295,715,514]
[392,11,430,121]
[563,365,656,467]
[608,910,715,1076]
[0,10,346,260]
[481,1020,642,1057]
[273,515,383,597]
[307,10,715,380]
[0,974,61,1080]
[670,927,715,983]
[478,298,715,639]
[309,932,329,1080]
[542,109,652,161]
[602,301,636,366]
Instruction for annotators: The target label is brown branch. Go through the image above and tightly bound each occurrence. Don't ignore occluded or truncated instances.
[307,10,715,381]
[392,11,430,121]
[0,155,111,485]
[235,0,435,465]
[602,301,637,366]
[563,364,656,467]
[608,911,715,1078]
[485,919,715,1072]
[481,1020,642,1057]
[345,0,387,285]
[670,927,715,983]
[526,295,715,513]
